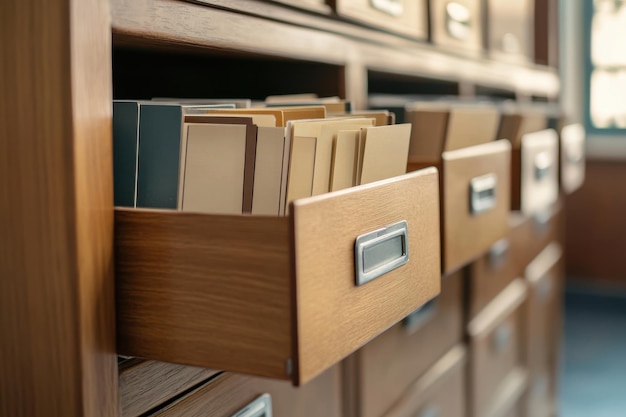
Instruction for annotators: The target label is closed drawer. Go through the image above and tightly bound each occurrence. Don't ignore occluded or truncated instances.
[468,279,527,417]
[119,360,218,417]
[430,0,483,54]
[514,129,559,215]
[345,270,463,417]
[116,169,441,385]
[525,370,552,417]
[482,367,528,417]
[333,0,428,39]
[560,123,586,194]
[150,365,342,417]
[486,0,534,63]
[381,345,467,417]
[410,140,511,273]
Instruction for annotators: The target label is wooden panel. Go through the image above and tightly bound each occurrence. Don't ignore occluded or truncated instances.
[0,0,117,416]
[468,214,532,320]
[332,0,428,39]
[565,160,626,283]
[115,210,293,380]
[119,360,219,416]
[153,366,342,417]
[468,280,527,417]
[293,169,441,383]
[482,367,528,417]
[430,0,483,54]
[382,345,467,417]
[351,270,463,417]
[442,140,511,273]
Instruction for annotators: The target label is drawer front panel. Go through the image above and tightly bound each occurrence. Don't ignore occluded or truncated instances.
[430,0,483,53]
[356,270,463,417]
[335,0,428,39]
[293,169,441,383]
[469,280,526,417]
[382,346,467,417]
[442,140,511,273]
[487,0,533,62]
[560,123,585,194]
[153,366,342,417]
[520,130,559,215]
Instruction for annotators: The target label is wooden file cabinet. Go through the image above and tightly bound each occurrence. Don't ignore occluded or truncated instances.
[429,0,484,54]
[2,1,563,416]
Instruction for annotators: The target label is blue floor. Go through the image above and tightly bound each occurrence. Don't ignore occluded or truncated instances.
[560,283,626,417]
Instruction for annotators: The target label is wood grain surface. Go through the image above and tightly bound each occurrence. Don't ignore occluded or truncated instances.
[119,360,219,416]
[153,366,342,417]
[0,0,117,416]
[350,270,463,417]
[442,140,511,273]
[292,169,441,384]
[482,367,528,417]
[381,345,467,417]
[468,279,527,417]
[115,209,293,380]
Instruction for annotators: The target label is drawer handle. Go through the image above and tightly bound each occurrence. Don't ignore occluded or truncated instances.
[534,151,553,181]
[532,208,551,230]
[469,173,497,215]
[417,404,441,417]
[567,146,584,164]
[446,2,472,40]
[355,220,409,286]
[402,298,438,334]
[492,322,513,353]
[370,0,404,16]
[232,394,272,417]
[537,275,553,302]
[488,238,510,268]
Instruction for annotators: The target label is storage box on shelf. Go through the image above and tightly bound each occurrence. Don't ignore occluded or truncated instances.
[147,365,342,417]
[404,103,511,274]
[329,0,428,39]
[343,270,464,417]
[467,279,527,417]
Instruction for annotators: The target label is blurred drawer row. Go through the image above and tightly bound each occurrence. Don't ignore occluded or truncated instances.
[326,0,551,64]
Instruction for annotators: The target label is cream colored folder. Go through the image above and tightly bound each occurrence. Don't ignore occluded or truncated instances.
[359,123,412,185]
[252,127,286,215]
[313,121,374,195]
[285,136,317,212]
[330,130,360,192]
[179,123,247,214]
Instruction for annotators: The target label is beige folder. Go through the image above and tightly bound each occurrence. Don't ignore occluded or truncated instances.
[359,123,412,185]
[330,130,360,192]
[180,123,247,214]
[252,127,287,215]
[285,136,317,211]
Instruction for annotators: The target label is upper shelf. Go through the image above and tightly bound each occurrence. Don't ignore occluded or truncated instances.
[111,0,560,100]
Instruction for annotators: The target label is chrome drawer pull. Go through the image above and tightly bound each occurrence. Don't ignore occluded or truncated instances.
[232,394,272,417]
[534,151,552,181]
[488,238,510,268]
[446,2,471,40]
[370,0,404,16]
[469,173,497,215]
[355,220,409,286]
[403,298,438,334]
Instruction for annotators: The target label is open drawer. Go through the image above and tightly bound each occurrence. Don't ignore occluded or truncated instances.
[115,169,441,386]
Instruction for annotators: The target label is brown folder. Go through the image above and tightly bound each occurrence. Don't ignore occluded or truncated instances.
[359,124,412,185]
